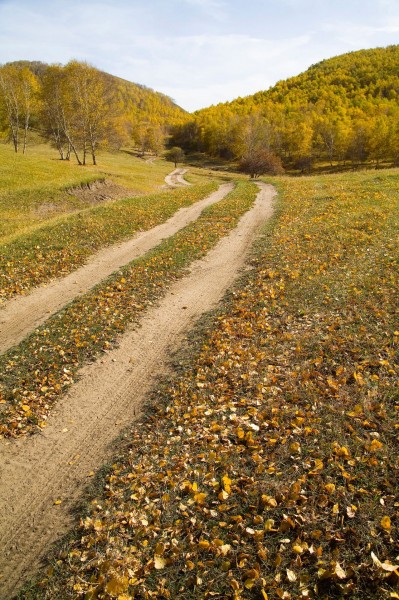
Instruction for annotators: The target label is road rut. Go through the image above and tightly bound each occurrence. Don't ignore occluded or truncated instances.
[0,183,275,598]
[0,183,232,355]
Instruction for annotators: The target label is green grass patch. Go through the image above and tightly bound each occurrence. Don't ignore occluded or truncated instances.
[27,169,399,599]
[0,181,258,437]
[0,143,181,240]
[0,182,219,300]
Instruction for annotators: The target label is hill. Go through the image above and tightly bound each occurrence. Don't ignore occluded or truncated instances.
[173,45,399,171]
[0,60,188,162]
[12,59,187,127]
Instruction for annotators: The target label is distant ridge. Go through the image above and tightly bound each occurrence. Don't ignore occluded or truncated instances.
[6,59,187,126]
[172,45,399,171]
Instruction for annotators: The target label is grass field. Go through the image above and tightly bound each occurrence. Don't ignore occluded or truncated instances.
[0,141,235,301]
[0,143,174,240]
[0,142,220,242]
[0,181,258,436]
[22,168,399,599]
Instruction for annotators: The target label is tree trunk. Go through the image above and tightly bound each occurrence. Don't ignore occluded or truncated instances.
[23,115,29,155]
[65,134,82,165]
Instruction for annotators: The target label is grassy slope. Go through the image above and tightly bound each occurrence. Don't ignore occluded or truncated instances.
[0,143,176,241]
[27,169,399,599]
[0,181,258,437]
[0,182,219,300]
[0,142,231,300]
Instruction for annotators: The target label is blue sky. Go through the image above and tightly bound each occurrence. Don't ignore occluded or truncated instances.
[0,0,399,111]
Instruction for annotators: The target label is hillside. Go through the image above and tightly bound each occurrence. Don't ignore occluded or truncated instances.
[0,60,188,162]
[173,45,399,171]
[8,168,399,600]
[9,59,187,128]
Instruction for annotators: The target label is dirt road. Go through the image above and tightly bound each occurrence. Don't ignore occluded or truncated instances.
[0,183,275,598]
[164,168,191,187]
[0,184,232,355]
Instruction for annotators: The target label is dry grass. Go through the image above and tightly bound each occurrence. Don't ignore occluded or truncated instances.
[18,169,399,599]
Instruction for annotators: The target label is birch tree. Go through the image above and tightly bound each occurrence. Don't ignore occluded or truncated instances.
[0,64,39,153]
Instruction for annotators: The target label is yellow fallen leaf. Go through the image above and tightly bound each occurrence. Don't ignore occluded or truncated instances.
[244,578,256,589]
[264,518,276,532]
[93,519,103,531]
[333,562,346,579]
[353,371,365,386]
[346,505,357,518]
[154,556,166,569]
[336,445,349,457]
[105,575,129,594]
[371,551,399,571]
[381,515,391,531]
[194,492,207,505]
[262,494,277,507]
[222,474,232,494]
[370,439,383,452]
[230,578,240,591]
[53,499,62,505]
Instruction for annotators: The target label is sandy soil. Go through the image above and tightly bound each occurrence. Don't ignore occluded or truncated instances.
[164,168,191,187]
[66,179,135,204]
[0,183,275,598]
[0,184,233,355]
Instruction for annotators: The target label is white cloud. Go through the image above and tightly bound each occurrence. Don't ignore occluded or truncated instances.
[102,32,312,108]
[1,0,399,110]
[321,21,399,47]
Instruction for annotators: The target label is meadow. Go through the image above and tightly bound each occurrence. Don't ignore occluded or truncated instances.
[0,143,171,240]
[0,143,230,301]
[15,168,399,599]
[0,142,217,243]
[0,180,258,436]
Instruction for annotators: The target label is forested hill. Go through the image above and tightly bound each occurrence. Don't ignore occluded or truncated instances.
[11,59,187,127]
[0,60,187,163]
[253,45,399,107]
[172,45,399,171]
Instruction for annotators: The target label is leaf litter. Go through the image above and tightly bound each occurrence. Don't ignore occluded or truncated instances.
[16,171,399,599]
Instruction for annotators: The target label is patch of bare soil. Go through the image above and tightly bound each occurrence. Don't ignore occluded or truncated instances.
[66,178,135,205]
[0,183,275,599]
[0,184,233,355]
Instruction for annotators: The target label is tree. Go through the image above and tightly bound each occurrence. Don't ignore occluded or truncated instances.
[165,146,185,167]
[40,61,115,165]
[40,65,71,160]
[134,121,165,156]
[240,149,284,177]
[0,64,39,153]
[65,61,113,165]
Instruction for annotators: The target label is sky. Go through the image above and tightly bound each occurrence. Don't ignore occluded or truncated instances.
[0,0,399,111]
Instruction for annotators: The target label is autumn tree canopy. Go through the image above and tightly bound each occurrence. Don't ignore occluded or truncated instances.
[0,60,187,163]
[171,45,399,171]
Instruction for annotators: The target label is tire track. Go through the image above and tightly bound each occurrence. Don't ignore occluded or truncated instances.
[0,183,275,598]
[0,183,232,355]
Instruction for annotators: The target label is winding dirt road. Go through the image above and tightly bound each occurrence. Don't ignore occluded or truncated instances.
[164,168,191,187]
[0,183,275,598]
[0,184,232,355]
